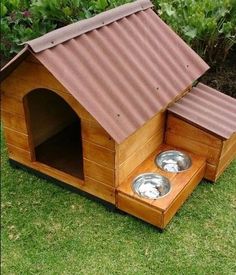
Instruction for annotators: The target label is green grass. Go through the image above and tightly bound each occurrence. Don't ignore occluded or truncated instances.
[1,133,236,275]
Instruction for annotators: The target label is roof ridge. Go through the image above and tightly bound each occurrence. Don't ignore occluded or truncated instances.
[25,0,153,53]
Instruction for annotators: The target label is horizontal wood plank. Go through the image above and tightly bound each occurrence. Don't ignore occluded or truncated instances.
[1,95,25,115]
[118,112,165,164]
[221,133,236,158]
[8,61,69,93]
[83,159,115,186]
[165,131,221,165]
[83,140,115,169]
[82,120,115,150]
[1,78,95,122]
[4,128,29,151]
[166,114,222,149]
[118,130,164,185]
[163,162,206,227]
[2,111,27,133]
[7,144,31,162]
[117,193,163,228]
[217,138,236,178]
[83,177,115,204]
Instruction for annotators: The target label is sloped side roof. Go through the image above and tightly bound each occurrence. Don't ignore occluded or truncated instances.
[1,0,209,143]
[168,82,236,139]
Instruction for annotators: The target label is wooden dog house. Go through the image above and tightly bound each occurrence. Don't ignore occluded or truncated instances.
[1,0,236,229]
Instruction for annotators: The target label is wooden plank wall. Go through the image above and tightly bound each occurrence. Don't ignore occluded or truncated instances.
[1,53,116,203]
[115,112,165,186]
[217,132,236,179]
[165,113,236,181]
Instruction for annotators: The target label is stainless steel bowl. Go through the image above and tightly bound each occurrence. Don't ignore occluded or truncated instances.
[132,173,171,200]
[155,150,192,172]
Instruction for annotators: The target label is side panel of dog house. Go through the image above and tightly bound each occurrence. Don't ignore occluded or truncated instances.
[1,54,116,203]
[115,112,165,186]
[165,113,236,181]
[216,133,236,179]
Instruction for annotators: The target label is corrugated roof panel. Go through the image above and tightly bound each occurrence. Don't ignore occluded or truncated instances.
[31,6,209,143]
[168,82,236,139]
[26,0,154,52]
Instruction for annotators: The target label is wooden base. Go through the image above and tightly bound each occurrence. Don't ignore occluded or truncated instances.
[116,144,206,229]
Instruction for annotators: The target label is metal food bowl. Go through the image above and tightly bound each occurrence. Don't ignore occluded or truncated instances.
[132,173,171,200]
[155,150,192,172]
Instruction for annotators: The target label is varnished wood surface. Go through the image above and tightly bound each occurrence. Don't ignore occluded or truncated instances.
[82,119,115,150]
[117,144,206,228]
[165,114,226,182]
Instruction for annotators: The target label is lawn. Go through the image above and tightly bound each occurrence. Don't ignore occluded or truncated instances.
[1,130,236,275]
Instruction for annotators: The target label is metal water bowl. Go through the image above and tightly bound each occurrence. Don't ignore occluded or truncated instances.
[132,173,171,200]
[155,150,192,172]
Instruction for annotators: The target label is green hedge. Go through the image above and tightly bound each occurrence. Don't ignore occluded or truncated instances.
[1,0,235,65]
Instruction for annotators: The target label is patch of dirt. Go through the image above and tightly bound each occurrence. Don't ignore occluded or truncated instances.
[200,48,236,98]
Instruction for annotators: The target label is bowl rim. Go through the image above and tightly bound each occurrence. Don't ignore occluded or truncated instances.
[132,172,172,200]
[155,150,192,173]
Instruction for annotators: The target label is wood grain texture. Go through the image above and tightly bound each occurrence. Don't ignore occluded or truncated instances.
[118,129,164,185]
[217,135,236,178]
[82,119,115,150]
[7,144,31,162]
[5,60,68,93]
[8,154,115,204]
[4,128,30,151]
[116,144,206,228]
[1,58,95,122]
[84,177,115,204]
[165,132,221,165]
[118,112,165,164]
[1,95,25,115]
[163,162,206,227]
[166,114,222,149]
[1,111,27,134]
[204,163,217,182]
[83,140,115,169]
[83,159,115,186]
[117,193,163,228]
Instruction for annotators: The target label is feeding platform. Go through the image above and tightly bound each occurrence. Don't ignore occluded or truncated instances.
[117,145,206,228]
[1,0,236,229]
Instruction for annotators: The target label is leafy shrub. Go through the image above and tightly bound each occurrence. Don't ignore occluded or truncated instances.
[1,0,235,66]
[154,0,236,64]
[0,0,131,62]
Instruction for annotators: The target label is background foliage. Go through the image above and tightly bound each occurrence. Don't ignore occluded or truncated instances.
[1,0,236,65]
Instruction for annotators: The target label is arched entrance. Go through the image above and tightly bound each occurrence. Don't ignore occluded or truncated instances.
[24,89,84,179]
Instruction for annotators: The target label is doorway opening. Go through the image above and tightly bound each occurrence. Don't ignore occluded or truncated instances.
[25,89,84,179]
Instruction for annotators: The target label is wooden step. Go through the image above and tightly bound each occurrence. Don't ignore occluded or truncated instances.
[116,144,206,229]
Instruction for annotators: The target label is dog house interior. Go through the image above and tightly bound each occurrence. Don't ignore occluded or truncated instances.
[1,0,236,229]
[25,89,83,179]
